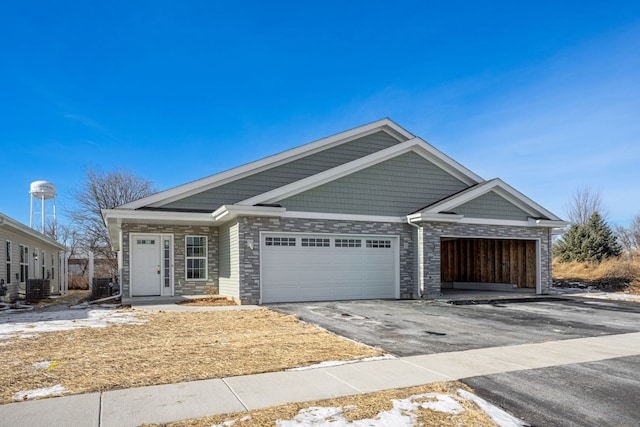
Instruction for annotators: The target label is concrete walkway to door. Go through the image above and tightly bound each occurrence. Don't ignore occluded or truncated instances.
[1,331,639,426]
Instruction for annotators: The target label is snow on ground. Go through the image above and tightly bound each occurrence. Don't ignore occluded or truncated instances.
[13,385,68,401]
[287,354,396,371]
[215,390,527,427]
[0,308,146,342]
[550,287,640,302]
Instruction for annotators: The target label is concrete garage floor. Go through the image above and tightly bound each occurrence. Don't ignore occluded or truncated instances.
[268,297,640,426]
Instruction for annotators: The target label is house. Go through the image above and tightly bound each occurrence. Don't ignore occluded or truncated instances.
[0,212,67,302]
[102,119,567,304]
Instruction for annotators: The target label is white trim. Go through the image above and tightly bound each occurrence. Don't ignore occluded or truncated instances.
[211,205,286,222]
[102,209,215,224]
[283,211,405,223]
[129,233,175,297]
[119,119,414,209]
[239,138,482,206]
[259,231,401,304]
[185,235,208,281]
[440,234,542,294]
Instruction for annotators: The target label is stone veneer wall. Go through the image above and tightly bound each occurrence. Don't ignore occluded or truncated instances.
[121,223,218,297]
[418,222,552,298]
[236,216,416,304]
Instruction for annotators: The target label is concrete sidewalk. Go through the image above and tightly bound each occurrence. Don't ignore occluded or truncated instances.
[2,332,639,427]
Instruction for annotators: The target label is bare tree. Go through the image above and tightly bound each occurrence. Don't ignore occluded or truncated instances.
[567,186,605,225]
[67,167,155,276]
[616,214,640,257]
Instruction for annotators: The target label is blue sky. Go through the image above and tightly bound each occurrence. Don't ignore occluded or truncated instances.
[1,1,639,229]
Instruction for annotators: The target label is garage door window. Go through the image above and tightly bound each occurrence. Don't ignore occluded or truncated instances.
[265,237,296,246]
[301,238,330,247]
[366,239,391,248]
[335,239,362,248]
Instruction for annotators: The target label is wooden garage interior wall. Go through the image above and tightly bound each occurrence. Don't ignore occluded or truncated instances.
[441,238,537,288]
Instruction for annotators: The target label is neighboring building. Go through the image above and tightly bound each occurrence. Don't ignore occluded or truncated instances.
[0,212,67,301]
[102,119,567,304]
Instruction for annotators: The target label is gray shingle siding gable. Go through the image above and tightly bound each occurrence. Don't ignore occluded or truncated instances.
[453,191,531,221]
[160,131,401,211]
[276,152,469,216]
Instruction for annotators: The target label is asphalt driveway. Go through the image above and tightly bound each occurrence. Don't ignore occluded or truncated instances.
[268,297,640,426]
[268,297,640,357]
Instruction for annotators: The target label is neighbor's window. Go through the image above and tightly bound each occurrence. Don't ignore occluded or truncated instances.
[51,253,55,280]
[5,241,11,284]
[19,245,28,283]
[186,236,207,280]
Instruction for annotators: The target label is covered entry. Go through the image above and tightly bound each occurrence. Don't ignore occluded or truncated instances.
[440,238,538,291]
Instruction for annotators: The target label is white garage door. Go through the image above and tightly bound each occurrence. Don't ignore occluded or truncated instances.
[261,233,398,303]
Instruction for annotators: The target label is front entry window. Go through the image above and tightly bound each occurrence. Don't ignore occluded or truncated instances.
[186,236,207,280]
[164,238,171,287]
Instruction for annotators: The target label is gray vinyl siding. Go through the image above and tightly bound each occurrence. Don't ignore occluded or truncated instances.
[453,191,531,221]
[276,152,469,216]
[0,227,64,301]
[161,131,401,210]
[218,221,240,298]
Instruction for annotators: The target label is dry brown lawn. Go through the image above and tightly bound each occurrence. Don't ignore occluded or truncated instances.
[553,257,640,294]
[0,308,383,404]
[149,382,499,427]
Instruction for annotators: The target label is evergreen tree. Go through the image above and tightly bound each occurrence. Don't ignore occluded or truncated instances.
[554,212,621,262]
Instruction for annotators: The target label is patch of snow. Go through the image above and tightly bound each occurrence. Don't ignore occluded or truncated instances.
[271,390,528,427]
[457,389,528,427]
[33,360,55,369]
[0,308,147,342]
[13,384,67,401]
[276,393,466,427]
[576,292,640,302]
[212,415,252,427]
[287,354,396,371]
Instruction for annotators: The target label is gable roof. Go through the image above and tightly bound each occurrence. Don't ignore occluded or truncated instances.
[237,137,482,207]
[407,178,567,226]
[119,118,415,210]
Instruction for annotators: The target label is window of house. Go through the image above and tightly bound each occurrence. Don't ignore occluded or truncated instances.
[42,250,46,279]
[5,241,11,284]
[186,236,207,280]
[51,253,55,281]
[265,237,296,246]
[19,245,28,283]
[301,238,330,247]
[366,239,392,248]
[335,239,362,248]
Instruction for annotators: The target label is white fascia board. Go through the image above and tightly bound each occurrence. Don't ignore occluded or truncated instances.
[211,205,286,222]
[119,119,413,210]
[412,137,484,184]
[0,212,66,250]
[238,138,483,206]
[528,218,571,228]
[407,212,465,223]
[101,209,215,224]
[283,210,405,223]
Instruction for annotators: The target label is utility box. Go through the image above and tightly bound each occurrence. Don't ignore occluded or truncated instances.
[26,279,50,302]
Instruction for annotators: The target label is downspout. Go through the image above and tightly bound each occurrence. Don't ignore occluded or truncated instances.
[407,218,423,298]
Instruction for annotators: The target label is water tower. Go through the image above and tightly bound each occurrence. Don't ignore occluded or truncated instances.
[30,181,57,237]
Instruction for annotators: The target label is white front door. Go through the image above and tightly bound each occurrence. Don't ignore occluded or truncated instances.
[131,234,173,297]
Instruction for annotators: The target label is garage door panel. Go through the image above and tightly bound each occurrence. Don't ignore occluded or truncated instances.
[262,233,397,303]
